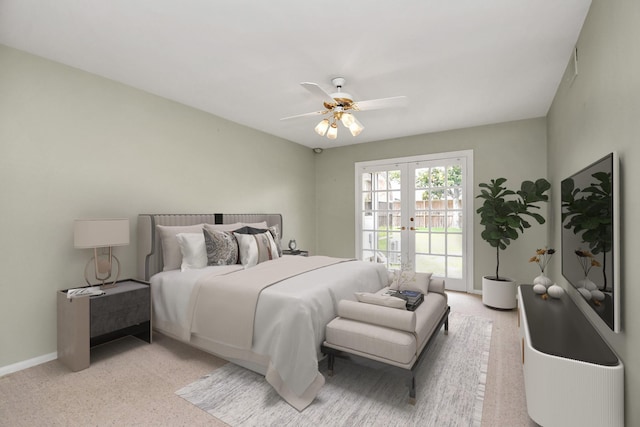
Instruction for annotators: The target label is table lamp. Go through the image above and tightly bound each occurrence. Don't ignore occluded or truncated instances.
[74,218,129,288]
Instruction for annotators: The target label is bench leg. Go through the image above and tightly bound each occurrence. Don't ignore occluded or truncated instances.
[444,316,449,335]
[327,353,335,376]
[408,374,416,405]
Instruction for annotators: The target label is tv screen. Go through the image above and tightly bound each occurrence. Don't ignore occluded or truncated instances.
[561,152,620,332]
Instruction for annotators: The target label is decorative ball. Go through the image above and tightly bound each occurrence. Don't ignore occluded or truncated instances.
[533,274,553,288]
[591,290,606,302]
[584,281,598,291]
[533,284,547,295]
[577,287,592,300]
[547,284,564,299]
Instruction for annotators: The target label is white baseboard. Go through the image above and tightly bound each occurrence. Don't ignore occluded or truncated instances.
[0,352,58,377]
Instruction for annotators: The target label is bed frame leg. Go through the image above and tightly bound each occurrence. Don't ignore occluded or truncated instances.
[444,316,449,335]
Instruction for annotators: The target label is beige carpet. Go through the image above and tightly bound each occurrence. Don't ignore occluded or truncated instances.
[0,291,536,426]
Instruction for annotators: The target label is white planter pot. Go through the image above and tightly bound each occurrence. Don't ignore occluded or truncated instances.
[482,276,517,309]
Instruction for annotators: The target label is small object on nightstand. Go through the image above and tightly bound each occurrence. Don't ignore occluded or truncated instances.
[66,286,105,298]
[288,239,297,250]
[283,249,309,257]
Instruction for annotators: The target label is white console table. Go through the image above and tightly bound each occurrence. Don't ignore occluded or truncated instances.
[518,285,624,427]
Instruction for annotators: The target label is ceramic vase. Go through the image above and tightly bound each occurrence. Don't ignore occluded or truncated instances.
[533,273,553,288]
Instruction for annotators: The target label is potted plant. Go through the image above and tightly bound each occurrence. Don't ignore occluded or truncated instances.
[476,177,551,308]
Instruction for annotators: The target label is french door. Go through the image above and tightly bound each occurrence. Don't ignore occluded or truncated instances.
[355,151,473,292]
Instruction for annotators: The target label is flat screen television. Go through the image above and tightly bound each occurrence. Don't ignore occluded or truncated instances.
[561,152,620,332]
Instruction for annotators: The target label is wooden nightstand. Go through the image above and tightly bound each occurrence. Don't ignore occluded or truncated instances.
[57,279,151,371]
[283,249,309,256]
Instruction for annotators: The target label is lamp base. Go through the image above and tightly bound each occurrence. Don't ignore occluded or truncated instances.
[84,252,121,288]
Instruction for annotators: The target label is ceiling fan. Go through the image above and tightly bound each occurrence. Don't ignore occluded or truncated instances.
[281,77,408,139]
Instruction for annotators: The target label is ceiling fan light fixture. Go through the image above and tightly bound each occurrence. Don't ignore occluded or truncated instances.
[327,122,338,139]
[314,119,330,136]
[341,112,355,128]
[348,117,364,136]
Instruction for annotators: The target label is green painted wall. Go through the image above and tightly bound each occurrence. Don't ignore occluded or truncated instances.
[547,1,640,424]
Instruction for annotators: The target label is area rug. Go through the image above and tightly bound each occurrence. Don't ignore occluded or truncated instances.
[176,312,492,427]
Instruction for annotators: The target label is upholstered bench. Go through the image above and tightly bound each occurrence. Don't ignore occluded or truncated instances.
[321,275,450,404]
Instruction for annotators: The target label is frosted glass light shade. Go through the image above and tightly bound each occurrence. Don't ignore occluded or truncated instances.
[349,117,364,136]
[341,113,355,127]
[314,119,330,136]
[74,218,130,248]
[327,123,338,139]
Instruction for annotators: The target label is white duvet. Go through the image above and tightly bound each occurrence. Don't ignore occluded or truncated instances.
[150,256,388,410]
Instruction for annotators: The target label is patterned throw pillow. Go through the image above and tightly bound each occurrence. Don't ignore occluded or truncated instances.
[233,225,283,257]
[203,228,238,266]
[267,225,283,256]
[234,231,280,268]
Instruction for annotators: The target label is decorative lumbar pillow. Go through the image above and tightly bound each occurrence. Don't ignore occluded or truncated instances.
[234,231,279,268]
[354,292,407,310]
[176,233,208,271]
[232,226,267,235]
[157,224,205,271]
[203,228,238,266]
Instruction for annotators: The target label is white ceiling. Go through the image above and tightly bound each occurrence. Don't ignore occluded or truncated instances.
[0,0,591,149]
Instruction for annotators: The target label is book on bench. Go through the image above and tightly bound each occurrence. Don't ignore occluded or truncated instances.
[385,289,424,311]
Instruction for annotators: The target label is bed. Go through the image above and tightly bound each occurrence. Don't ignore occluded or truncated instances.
[137,213,388,410]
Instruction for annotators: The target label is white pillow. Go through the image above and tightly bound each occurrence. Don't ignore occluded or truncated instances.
[234,231,280,268]
[354,292,407,310]
[157,224,204,271]
[242,221,268,229]
[203,222,243,233]
[176,233,208,271]
[400,272,432,294]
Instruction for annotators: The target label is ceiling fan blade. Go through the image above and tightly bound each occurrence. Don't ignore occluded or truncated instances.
[300,82,336,105]
[353,96,408,112]
[280,110,327,121]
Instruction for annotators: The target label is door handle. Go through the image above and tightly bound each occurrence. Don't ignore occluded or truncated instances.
[401,226,406,230]
[410,227,415,231]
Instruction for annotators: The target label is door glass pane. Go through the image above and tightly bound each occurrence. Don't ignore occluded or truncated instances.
[447,234,463,256]
[429,210,446,231]
[447,256,463,279]
[415,231,429,254]
[430,233,446,254]
[362,192,372,211]
[416,254,445,275]
[448,211,463,231]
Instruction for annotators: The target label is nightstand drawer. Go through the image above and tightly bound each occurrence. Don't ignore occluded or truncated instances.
[90,286,150,338]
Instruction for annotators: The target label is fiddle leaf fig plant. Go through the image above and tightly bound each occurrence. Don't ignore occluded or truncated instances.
[476,177,551,281]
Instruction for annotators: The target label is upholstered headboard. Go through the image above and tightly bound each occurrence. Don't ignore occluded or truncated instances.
[137,213,283,281]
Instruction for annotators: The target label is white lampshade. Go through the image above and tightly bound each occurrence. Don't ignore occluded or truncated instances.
[74,218,130,248]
